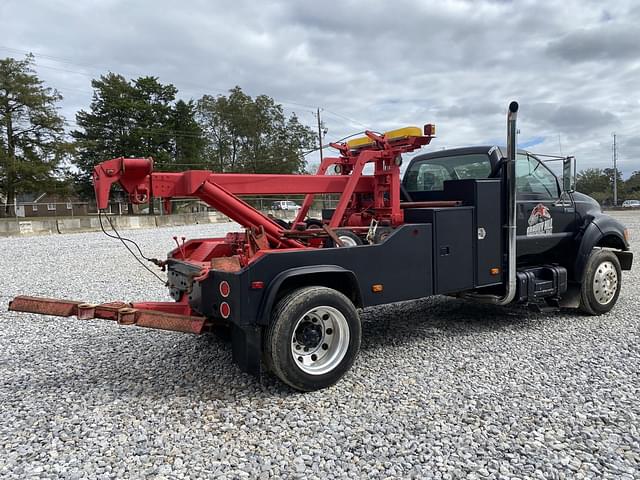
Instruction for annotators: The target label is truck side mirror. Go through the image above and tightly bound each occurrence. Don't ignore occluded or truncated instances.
[562,156,576,193]
[490,157,506,178]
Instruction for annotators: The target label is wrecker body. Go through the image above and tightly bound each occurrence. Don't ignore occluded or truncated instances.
[9,102,632,391]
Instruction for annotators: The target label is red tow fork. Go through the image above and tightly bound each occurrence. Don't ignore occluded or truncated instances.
[8,296,209,334]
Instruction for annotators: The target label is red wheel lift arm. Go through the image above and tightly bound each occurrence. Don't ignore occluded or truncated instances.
[8,296,210,334]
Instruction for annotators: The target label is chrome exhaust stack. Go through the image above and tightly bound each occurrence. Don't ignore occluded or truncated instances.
[465,101,518,305]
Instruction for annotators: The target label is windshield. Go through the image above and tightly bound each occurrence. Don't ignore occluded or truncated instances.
[404,153,492,192]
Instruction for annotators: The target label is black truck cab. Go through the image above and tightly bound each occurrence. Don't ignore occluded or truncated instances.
[403,145,632,310]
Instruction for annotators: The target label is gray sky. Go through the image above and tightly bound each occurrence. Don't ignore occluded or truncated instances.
[1,0,639,175]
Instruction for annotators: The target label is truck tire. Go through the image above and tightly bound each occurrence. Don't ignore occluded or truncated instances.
[323,230,363,248]
[333,230,363,247]
[272,218,291,229]
[305,218,324,229]
[264,286,361,391]
[579,249,622,315]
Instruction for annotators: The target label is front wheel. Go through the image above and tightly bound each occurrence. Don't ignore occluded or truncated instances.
[264,286,361,391]
[579,249,622,315]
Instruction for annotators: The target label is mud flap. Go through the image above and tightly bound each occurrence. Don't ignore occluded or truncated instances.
[614,250,633,271]
[232,324,262,375]
[558,283,581,308]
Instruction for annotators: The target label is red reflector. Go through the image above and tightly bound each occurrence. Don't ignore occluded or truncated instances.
[219,281,230,297]
[250,281,265,289]
[220,302,230,319]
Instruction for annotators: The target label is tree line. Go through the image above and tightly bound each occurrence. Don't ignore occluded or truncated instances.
[0,55,316,216]
[576,168,640,206]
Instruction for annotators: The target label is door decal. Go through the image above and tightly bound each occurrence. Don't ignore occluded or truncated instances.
[527,203,553,236]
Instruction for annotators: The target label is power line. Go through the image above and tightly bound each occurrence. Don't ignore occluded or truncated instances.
[0,45,112,72]
[323,108,369,129]
[34,61,314,117]
[0,52,320,141]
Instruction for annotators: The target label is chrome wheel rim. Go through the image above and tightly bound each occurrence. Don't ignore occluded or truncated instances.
[291,306,350,375]
[593,260,618,305]
[338,235,359,247]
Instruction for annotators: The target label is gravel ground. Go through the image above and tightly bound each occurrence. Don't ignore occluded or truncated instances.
[1,212,639,479]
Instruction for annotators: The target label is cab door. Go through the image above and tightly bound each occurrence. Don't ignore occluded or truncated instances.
[515,153,576,263]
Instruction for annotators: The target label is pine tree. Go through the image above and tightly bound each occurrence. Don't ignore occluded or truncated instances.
[0,55,66,217]
[73,74,202,213]
[171,99,205,170]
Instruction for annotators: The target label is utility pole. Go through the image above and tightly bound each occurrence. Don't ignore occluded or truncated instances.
[558,135,562,155]
[612,133,618,206]
[316,108,324,163]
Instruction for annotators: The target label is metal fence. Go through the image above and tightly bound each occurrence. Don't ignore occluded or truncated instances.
[1,202,90,218]
[1,195,337,218]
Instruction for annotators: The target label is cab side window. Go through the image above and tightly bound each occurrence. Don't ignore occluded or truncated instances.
[416,164,449,191]
[516,154,559,199]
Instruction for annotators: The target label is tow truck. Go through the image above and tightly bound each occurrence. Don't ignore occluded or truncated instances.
[9,102,632,391]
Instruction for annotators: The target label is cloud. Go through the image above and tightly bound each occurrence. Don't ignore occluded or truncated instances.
[527,103,620,134]
[0,0,639,175]
[520,136,546,149]
[547,25,639,62]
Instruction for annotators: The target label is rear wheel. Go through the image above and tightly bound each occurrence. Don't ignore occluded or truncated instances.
[335,230,362,247]
[579,249,622,315]
[264,286,361,391]
[305,218,324,229]
[323,229,363,248]
[272,218,291,229]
